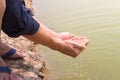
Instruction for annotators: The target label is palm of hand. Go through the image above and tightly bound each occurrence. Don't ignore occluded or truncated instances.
[59,32,89,58]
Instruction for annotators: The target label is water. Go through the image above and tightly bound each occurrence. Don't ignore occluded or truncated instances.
[33,0,120,80]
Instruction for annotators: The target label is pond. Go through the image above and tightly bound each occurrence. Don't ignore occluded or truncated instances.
[33,0,120,80]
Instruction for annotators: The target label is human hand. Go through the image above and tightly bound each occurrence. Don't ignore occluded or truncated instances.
[0,73,10,80]
[10,72,22,80]
[55,32,89,58]
[0,72,22,80]
[59,32,89,47]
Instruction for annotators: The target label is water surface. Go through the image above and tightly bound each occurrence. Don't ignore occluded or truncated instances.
[33,0,120,80]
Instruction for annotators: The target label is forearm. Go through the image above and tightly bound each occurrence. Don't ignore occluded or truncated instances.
[23,16,62,50]
[24,22,58,50]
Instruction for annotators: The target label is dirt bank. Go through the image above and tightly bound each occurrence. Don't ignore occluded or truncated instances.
[1,0,45,80]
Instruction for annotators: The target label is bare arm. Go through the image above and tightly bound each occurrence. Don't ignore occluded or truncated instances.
[24,17,89,58]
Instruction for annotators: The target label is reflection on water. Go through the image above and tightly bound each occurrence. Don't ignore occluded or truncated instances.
[33,0,120,80]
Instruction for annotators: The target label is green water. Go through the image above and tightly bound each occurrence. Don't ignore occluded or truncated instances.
[33,0,120,80]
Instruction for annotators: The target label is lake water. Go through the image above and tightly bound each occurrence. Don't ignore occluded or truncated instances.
[33,0,120,80]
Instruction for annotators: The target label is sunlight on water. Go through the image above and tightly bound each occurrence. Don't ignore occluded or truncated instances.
[33,0,120,80]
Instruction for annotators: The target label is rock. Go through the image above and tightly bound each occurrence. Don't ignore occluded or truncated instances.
[1,32,45,80]
[1,0,46,79]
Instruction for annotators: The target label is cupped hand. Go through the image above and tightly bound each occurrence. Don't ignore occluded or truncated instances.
[56,32,89,58]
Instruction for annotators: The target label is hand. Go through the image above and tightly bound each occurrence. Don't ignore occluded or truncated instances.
[0,73,10,80]
[0,72,21,80]
[9,72,22,80]
[54,32,89,58]
[59,32,89,47]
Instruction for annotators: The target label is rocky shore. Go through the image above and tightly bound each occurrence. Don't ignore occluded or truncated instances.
[1,0,45,80]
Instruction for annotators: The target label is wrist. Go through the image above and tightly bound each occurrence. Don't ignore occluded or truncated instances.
[51,37,64,51]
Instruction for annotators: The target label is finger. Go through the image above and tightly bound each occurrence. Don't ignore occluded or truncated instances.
[71,38,89,46]
[14,76,22,80]
[1,73,10,80]
[81,38,89,46]
[4,76,9,80]
[60,32,70,34]
[11,72,22,80]
[72,41,87,51]
[69,47,83,58]
[63,39,87,58]
[84,39,89,46]
[0,77,4,80]
[67,40,86,48]
[16,78,22,80]
[9,76,14,80]
[70,37,87,42]
[9,73,15,80]
[60,32,76,39]
[70,37,86,44]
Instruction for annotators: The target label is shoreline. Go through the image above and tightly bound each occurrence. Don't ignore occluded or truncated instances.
[1,0,46,80]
